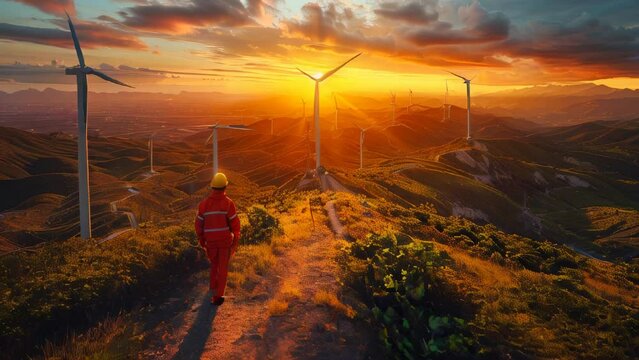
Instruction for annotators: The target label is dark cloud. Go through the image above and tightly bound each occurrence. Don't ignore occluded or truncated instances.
[9,0,75,16]
[284,3,395,53]
[119,0,257,33]
[498,16,639,77]
[0,21,146,50]
[374,0,438,25]
[403,1,510,45]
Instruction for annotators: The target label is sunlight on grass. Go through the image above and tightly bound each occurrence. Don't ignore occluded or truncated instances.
[313,290,356,319]
[228,243,276,289]
[266,299,289,316]
[279,280,301,301]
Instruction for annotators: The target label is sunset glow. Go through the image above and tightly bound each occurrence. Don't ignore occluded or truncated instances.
[0,0,637,95]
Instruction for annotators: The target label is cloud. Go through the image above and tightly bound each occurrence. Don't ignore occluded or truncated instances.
[119,0,258,33]
[0,21,146,50]
[402,1,510,45]
[0,60,225,85]
[374,0,439,25]
[498,16,639,77]
[283,3,396,54]
[9,0,75,16]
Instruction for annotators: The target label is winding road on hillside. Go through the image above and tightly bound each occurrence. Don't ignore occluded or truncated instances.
[99,187,140,244]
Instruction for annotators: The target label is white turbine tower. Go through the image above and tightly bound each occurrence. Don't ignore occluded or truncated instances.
[64,12,133,239]
[390,91,397,124]
[333,93,339,131]
[301,97,306,122]
[448,71,472,140]
[205,124,252,174]
[358,126,370,169]
[296,53,361,170]
[443,80,450,122]
[408,89,413,111]
[148,132,156,173]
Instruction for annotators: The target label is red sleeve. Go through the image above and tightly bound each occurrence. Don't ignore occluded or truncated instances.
[194,201,205,247]
[227,200,241,248]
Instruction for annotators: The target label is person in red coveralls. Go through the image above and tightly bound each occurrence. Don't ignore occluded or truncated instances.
[194,172,241,306]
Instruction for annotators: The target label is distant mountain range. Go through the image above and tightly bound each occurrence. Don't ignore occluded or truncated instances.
[476,83,639,125]
[1,83,638,128]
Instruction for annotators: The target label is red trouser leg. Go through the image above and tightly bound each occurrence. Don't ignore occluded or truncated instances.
[207,247,231,297]
[208,247,219,294]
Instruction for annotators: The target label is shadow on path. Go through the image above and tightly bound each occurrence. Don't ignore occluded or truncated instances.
[173,295,218,360]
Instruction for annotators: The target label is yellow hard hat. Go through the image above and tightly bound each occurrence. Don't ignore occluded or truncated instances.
[210,172,229,189]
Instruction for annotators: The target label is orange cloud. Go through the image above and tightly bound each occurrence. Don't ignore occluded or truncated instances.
[11,0,75,16]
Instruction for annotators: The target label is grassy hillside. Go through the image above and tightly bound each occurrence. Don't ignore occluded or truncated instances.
[330,192,639,359]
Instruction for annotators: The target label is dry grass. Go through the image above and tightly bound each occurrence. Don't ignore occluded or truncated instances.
[279,280,301,301]
[313,290,356,319]
[583,274,639,306]
[41,316,131,360]
[266,299,289,316]
[435,242,516,289]
[228,243,276,289]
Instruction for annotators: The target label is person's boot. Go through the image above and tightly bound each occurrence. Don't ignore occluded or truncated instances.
[211,296,225,306]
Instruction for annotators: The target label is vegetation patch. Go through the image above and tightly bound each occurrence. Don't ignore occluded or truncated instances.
[0,224,201,357]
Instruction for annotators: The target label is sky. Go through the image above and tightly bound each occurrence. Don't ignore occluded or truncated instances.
[0,0,638,96]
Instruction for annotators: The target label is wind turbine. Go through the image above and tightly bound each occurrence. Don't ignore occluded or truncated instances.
[205,124,252,174]
[358,126,371,169]
[333,93,339,131]
[443,80,450,122]
[296,53,361,170]
[408,89,413,111]
[448,71,472,140]
[64,12,133,239]
[390,92,397,124]
[301,97,306,122]
[148,132,156,173]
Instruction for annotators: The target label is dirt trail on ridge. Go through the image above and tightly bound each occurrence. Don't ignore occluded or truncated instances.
[139,207,375,360]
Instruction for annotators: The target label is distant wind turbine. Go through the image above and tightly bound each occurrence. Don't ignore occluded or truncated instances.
[443,80,451,122]
[408,89,413,111]
[64,12,133,239]
[301,97,306,122]
[296,53,361,170]
[333,93,339,131]
[358,126,371,169]
[390,91,397,124]
[205,124,252,174]
[148,132,156,173]
[448,71,472,140]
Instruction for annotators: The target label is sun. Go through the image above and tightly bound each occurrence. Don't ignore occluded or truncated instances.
[314,72,323,79]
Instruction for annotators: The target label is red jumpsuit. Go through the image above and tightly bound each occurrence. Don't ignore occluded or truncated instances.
[194,190,241,300]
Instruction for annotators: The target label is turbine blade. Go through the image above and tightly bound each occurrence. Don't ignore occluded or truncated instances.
[90,69,134,88]
[66,12,85,67]
[318,52,361,82]
[218,124,252,130]
[205,132,213,144]
[447,71,468,81]
[297,68,317,81]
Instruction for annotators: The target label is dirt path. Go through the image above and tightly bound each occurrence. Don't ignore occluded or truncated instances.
[139,209,374,360]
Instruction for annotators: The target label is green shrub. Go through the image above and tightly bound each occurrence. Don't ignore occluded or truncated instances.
[241,205,281,245]
[343,231,475,359]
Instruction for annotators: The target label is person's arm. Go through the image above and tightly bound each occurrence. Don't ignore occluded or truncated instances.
[227,200,241,254]
[194,203,205,248]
